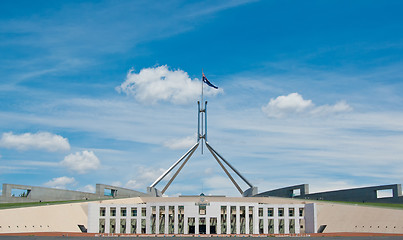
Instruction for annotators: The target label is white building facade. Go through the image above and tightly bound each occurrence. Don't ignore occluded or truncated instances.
[88,198,316,235]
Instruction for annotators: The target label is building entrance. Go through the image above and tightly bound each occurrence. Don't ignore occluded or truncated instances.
[199,225,206,234]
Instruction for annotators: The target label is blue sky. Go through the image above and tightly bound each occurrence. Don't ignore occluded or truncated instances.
[1,0,403,196]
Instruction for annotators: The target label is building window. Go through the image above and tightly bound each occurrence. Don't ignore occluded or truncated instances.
[259,219,263,234]
[168,206,175,234]
[131,219,137,234]
[199,218,206,234]
[289,208,294,217]
[188,218,195,234]
[249,206,254,234]
[240,206,246,234]
[99,219,105,233]
[121,207,127,217]
[230,206,236,234]
[199,205,206,215]
[141,219,146,234]
[110,207,116,217]
[258,207,263,217]
[159,206,165,234]
[131,207,137,217]
[267,208,274,217]
[120,219,126,233]
[278,208,284,217]
[141,207,146,217]
[268,219,274,234]
[110,219,116,233]
[221,206,227,234]
[279,219,284,234]
[100,207,106,217]
[299,208,304,217]
[178,206,184,234]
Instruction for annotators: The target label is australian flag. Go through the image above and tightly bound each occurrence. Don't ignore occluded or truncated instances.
[202,73,218,89]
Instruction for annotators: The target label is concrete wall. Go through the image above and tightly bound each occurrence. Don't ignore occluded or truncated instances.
[0,183,149,203]
[257,184,403,204]
[254,184,309,198]
[95,184,149,198]
[303,184,403,203]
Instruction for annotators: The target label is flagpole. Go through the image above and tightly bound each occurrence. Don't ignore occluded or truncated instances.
[201,69,204,154]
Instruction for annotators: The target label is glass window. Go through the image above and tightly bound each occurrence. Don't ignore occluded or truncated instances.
[268,208,274,217]
[141,207,146,217]
[199,205,206,215]
[121,207,127,217]
[299,208,304,217]
[278,208,284,217]
[258,208,263,217]
[289,208,294,217]
[100,207,106,217]
[110,207,116,217]
[131,207,137,217]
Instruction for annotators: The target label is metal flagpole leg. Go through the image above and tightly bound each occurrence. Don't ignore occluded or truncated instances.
[205,143,244,195]
[161,143,199,194]
[206,142,254,188]
[149,142,199,188]
[205,101,207,142]
[198,101,200,143]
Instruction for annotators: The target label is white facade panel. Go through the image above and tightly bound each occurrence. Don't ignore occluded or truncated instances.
[88,200,314,235]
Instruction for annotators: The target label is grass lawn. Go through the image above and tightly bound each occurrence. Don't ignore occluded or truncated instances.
[0,199,101,209]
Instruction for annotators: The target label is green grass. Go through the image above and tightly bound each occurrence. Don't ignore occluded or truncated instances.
[0,199,103,209]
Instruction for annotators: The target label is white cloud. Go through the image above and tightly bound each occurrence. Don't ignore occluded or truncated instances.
[44,176,77,189]
[163,135,196,150]
[310,100,353,116]
[116,65,222,104]
[60,150,100,174]
[262,93,352,118]
[0,132,70,152]
[125,167,165,190]
[125,179,140,189]
[77,184,95,193]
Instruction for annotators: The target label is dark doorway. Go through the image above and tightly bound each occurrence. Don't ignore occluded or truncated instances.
[199,225,206,234]
[210,225,217,234]
[188,226,195,234]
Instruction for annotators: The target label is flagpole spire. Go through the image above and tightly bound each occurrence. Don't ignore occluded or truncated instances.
[201,69,204,154]
[148,71,257,197]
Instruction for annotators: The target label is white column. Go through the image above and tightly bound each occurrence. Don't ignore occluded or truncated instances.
[245,206,249,234]
[284,207,289,234]
[184,217,188,234]
[174,205,178,234]
[123,206,128,234]
[206,217,210,234]
[165,205,169,234]
[274,207,279,234]
[137,215,141,234]
[226,206,230,234]
[146,206,151,234]
[196,217,199,234]
[219,208,222,234]
[105,206,110,234]
[263,206,268,234]
[116,207,121,234]
[236,205,240,234]
[253,206,258,234]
